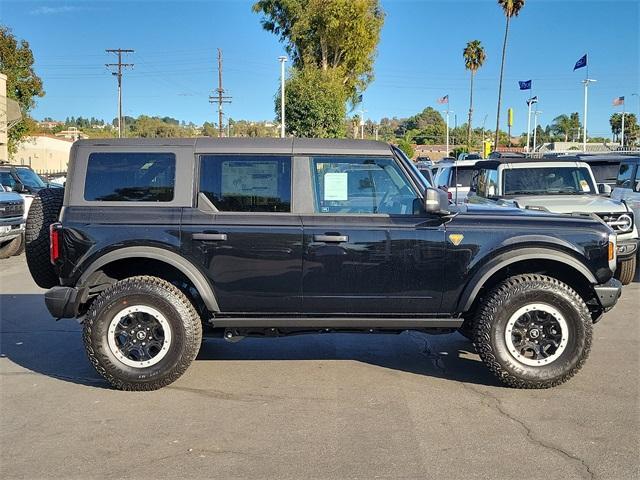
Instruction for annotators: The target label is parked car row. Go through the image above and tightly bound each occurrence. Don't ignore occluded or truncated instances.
[429,153,640,284]
[0,163,63,259]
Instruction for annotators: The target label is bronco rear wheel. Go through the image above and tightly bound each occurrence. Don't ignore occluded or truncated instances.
[473,274,592,389]
[83,276,203,391]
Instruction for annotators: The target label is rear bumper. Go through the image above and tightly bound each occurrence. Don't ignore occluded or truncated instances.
[44,286,85,319]
[594,278,623,312]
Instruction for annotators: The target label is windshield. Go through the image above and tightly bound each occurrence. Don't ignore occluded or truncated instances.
[394,147,432,188]
[504,167,596,195]
[15,168,46,188]
[588,163,620,184]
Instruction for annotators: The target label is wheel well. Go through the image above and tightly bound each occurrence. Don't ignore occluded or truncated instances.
[86,257,209,318]
[463,259,600,320]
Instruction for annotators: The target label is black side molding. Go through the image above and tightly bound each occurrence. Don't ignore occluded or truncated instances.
[212,317,463,329]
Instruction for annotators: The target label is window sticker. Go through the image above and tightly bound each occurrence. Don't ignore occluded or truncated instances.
[324,172,348,201]
[221,161,278,198]
[579,179,590,192]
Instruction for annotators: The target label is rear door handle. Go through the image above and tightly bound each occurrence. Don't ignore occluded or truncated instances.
[193,233,227,241]
[313,234,348,243]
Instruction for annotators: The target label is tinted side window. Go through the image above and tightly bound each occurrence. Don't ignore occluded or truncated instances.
[199,155,291,212]
[84,153,175,202]
[311,156,419,215]
[616,163,635,188]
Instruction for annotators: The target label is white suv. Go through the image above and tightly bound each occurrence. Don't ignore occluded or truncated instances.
[467,158,639,284]
[433,159,480,204]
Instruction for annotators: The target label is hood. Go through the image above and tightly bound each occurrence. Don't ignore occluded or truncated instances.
[508,194,627,214]
[453,202,613,235]
[0,191,24,203]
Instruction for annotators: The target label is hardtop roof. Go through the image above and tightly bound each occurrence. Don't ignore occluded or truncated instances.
[73,137,393,156]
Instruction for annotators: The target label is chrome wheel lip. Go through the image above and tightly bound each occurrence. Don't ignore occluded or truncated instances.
[504,303,569,367]
[107,305,172,369]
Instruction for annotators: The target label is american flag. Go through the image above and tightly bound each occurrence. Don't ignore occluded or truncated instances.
[437,95,449,104]
[612,96,625,106]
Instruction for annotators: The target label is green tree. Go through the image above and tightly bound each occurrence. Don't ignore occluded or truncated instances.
[463,40,486,151]
[0,26,44,155]
[551,114,572,142]
[276,67,346,137]
[610,113,638,146]
[494,0,525,148]
[201,121,218,137]
[253,0,384,128]
[397,137,414,158]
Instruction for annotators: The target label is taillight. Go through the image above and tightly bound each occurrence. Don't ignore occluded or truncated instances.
[447,190,453,201]
[50,222,62,264]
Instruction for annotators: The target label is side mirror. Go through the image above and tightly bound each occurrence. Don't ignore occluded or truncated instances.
[424,187,449,214]
[597,183,612,195]
[13,181,27,194]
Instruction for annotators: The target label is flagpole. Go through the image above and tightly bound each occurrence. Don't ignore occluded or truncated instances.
[621,102,625,148]
[582,79,596,152]
[445,109,450,157]
[526,98,532,154]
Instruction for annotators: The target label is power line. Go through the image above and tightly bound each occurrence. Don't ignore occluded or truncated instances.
[106,48,134,138]
[209,48,232,137]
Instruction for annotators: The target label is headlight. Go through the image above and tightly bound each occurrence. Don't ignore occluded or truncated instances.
[616,213,633,232]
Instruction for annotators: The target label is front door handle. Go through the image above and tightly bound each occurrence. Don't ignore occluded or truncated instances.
[193,233,227,241]
[313,234,349,243]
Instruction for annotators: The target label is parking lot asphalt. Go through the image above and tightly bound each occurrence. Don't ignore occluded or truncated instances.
[1,254,639,480]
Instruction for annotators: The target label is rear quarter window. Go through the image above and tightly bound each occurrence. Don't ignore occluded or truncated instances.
[84,152,176,202]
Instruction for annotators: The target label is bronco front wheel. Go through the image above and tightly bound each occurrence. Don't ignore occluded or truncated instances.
[473,274,592,389]
[83,276,202,391]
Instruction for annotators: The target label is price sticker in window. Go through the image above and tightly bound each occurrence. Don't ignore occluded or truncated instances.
[580,179,590,192]
[324,172,348,201]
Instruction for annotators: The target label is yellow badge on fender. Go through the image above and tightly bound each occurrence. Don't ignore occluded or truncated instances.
[449,234,464,246]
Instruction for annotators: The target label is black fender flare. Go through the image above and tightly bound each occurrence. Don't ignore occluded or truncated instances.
[77,246,220,312]
[457,247,597,313]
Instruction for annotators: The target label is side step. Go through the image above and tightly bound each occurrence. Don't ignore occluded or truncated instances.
[212,317,463,329]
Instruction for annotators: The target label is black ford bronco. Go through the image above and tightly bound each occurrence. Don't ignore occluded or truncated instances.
[25,138,622,390]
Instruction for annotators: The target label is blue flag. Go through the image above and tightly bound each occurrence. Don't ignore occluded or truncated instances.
[574,54,587,71]
[519,80,532,90]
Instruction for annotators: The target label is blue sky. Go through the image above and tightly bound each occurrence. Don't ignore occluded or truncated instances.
[2,0,639,137]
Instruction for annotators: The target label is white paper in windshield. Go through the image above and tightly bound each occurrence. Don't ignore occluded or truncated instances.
[580,179,590,192]
[324,172,348,201]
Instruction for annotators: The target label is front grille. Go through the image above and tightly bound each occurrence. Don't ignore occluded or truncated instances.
[0,201,24,218]
[596,212,634,233]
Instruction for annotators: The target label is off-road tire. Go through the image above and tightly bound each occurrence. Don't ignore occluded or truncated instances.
[473,274,592,389]
[615,256,636,285]
[83,276,203,391]
[0,235,23,259]
[25,188,64,288]
[15,233,25,255]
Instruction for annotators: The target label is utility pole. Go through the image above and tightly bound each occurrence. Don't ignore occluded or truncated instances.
[582,78,596,152]
[358,108,367,139]
[621,106,626,148]
[106,49,134,138]
[278,56,287,138]
[209,48,232,138]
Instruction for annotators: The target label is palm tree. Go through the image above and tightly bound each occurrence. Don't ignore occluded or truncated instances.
[551,114,572,142]
[463,40,486,151]
[494,0,525,149]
